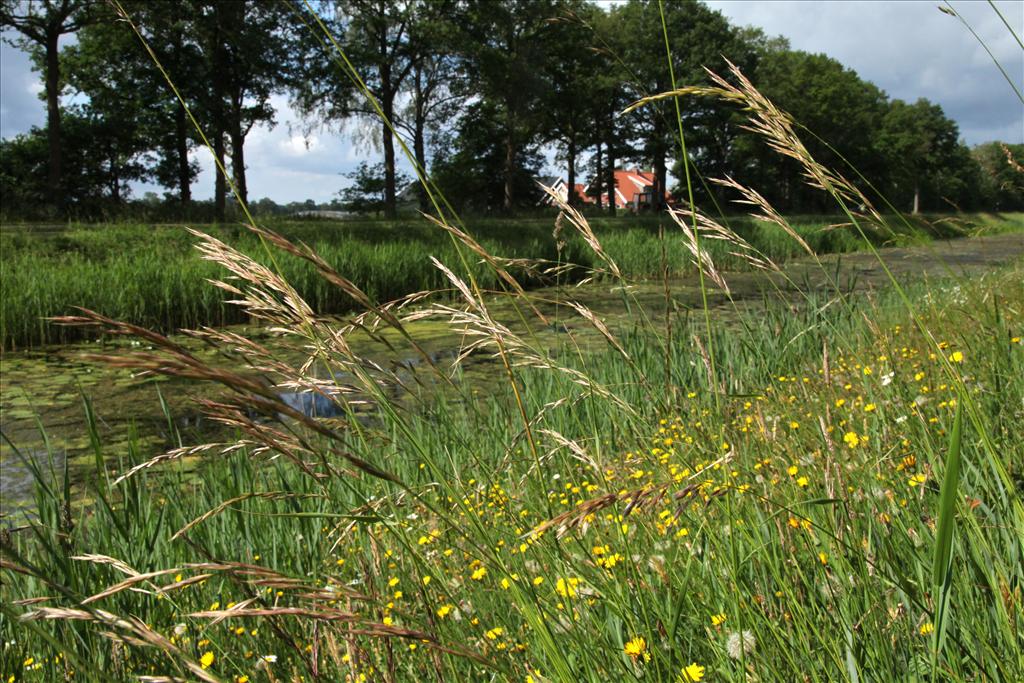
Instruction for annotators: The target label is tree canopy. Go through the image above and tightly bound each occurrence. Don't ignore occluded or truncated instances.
[1,0,1016,220]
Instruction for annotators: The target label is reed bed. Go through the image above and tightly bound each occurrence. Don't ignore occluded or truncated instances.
[3,213,1018,350]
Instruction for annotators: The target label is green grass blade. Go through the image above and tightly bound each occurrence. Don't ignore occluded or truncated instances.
[931,396,964,673]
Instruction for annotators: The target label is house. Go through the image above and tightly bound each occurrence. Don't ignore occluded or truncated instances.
[537,175,592,206]
[538,168,673,212]
[601,168,674,211]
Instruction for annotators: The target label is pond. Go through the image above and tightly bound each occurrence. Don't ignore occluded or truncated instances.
[2,232,1022,516]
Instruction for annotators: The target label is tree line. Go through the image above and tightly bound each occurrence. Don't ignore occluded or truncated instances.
[2,0,1022,221]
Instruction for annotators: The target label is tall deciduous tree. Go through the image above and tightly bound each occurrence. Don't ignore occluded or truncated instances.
[879,98,971,213]
[539,1,604,208]
[617,0,740,210]
[1,0,100,212]
[456,0,557,211]
[294,0,420,219]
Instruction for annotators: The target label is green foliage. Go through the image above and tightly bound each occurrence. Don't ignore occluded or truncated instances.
[339,162,410,216]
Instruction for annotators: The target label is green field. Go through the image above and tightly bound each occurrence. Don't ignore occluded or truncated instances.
[2,212,1020,350]
[2,240,1021,680]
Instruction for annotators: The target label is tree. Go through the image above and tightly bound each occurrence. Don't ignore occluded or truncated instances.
[430,99,544,213]
[0,109,149,218]
[454,0,558,211]
[396,0,464,213]
[731,44,888,212]
[974,142,1024,211]
[62,6,195,206]
[879,98,969,213]
[339,161,409,216]
[616,0,743,211]
[1,0,101,212]
[538,1,604,208]
[294,0,423,220]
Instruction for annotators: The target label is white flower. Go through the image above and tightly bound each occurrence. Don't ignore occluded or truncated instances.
[726,630,756,659]
[261,654,278,663]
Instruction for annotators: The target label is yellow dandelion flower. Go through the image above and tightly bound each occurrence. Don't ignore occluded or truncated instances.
[711,612,727,626]
[909,473,927,487]
[843,431,862,449]
[485,627,504,640]
[436,604,453,618]
[818,552,828,565]
[471,566,487,581]
[920,622,934,635]
[200,652,215,669]
[624,636,649,662]
[422,575,431,586]
[679,662,705,681]
[949,351,964,363]
[797,476,809,488]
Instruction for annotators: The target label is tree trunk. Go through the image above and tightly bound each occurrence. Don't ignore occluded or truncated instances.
[230,94,248,208]
[175,101,191,206]
[912,183,920,214]
[381,100,397,219]
[594,141,604,210]
[413,67,429,213]
[605,107,616,217]
[45,31,62,213]
[653,137,666,211]
[566,137,577,208]
[211,4,227,222]
[109,153,121,203]
[502,102,517,212]
[214,130,226,221]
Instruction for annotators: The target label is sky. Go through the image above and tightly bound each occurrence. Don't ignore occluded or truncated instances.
[1,0,1021,203]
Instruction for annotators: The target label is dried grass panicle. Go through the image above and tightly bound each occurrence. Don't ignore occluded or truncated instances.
[530,482,702,539]
[670,207,779,276]
[424,213,551,322]
[712,175,815,256]
[22,607,222,683]
[189,229,316,328]
[171,491,323,541]
[537,182,623,281]
[626,62,885,227]
[112,442,229,486]
[667,210,732,294]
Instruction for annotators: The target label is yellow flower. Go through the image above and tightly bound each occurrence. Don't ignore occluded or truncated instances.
[555,577,580,598]
[471,567,487,581]
[949,351,964,364]
[532,576,544,586]
[818,552,828,565]
[865,403,876,412]
[422,575,431,586]
[679,662,705,681]
[843,431,862,449]
[624,636,649,662]
[200,652,215,669]
[920,622,935,635]
[711,612,727,626]
[796,476,809,488]
[909,473,927,487]
[436,604,453,618]
[485,627,504,640]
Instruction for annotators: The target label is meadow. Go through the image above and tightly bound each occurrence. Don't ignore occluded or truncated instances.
[1,241,1021,681]
[2,211,1020,350]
